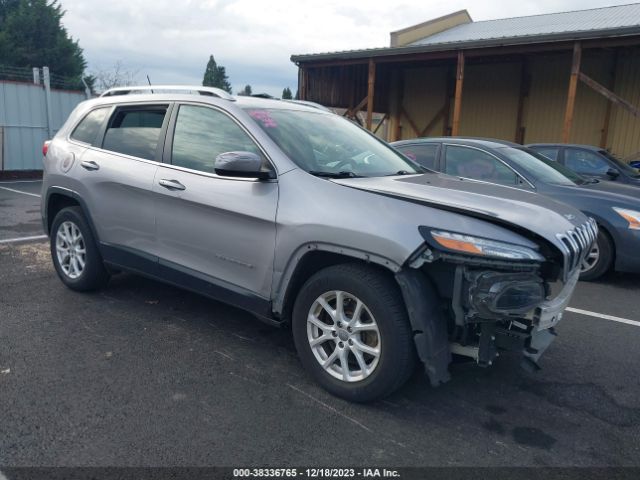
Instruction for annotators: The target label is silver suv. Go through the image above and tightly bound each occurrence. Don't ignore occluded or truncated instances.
[41,85,596,402]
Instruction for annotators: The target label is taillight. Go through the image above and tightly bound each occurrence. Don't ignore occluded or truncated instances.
[42,140,51,157]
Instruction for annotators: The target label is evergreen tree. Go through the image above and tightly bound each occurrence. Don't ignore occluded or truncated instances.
[281,87,292,99]
[237,84,252,96]
[202,54,232,93]
[0,0,87,83]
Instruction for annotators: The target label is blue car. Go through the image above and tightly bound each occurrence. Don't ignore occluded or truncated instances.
[527,143,640,187]
[393,137,640,281]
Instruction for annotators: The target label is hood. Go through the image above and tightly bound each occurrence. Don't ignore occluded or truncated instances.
[578,179,640,201]
[332,173,588,245]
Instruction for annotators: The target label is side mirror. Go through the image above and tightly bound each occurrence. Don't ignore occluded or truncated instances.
[606,168,620,179]
[214,151,274,180]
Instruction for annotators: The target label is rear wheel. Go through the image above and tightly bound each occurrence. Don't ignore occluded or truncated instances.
[50,206,109,291]
[579,229,613,281]
[292,264,415,402]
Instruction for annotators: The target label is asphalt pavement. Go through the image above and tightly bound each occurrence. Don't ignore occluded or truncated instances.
[1,181,639,467]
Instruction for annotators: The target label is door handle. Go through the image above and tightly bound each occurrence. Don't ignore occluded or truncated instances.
[80,160,100,171]
[158,179,186,191]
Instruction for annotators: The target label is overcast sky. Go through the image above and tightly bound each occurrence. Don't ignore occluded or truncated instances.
[60,0,633,96]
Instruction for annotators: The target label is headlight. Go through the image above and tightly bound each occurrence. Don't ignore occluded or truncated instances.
[613,207,640,230]
[429,230,545,261]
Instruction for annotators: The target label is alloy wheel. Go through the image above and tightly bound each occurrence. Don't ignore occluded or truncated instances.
[55,220,86,279]
[307,290,381,382]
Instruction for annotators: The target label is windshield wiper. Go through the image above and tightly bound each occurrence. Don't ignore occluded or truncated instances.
[308,171,363,178]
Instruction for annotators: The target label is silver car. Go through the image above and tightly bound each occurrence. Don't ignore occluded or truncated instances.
[41,86,596,402]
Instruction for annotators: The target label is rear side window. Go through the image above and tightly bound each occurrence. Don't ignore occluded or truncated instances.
[396,144,439,170]
[444,145,518,185]
[102,105,168,160]
[70,107,110,145]
[531,147,559,161]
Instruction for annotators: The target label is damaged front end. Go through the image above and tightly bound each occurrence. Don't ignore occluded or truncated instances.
[397,220,596,386]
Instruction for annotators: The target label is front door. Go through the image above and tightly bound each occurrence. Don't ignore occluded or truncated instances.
[153,103,278,304]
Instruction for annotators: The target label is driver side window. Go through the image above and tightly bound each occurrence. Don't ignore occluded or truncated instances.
[444,145,518,185]
[172,105,264,174]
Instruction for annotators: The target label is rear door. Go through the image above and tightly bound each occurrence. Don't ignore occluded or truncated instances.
[73,103,171,261]
[153,103,278,304]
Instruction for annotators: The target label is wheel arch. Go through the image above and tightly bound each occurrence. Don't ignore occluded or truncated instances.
[273,243,402,321]
[45,187,100,245]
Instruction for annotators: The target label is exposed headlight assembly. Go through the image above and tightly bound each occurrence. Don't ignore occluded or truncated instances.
[613,207,640,230]
[429,230,545,261]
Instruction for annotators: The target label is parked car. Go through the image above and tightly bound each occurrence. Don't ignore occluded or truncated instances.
[393,138,640,280]
[527,143,640,187]
[42,86,594,402]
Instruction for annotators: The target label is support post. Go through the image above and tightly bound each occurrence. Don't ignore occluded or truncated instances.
[42,66,53,138]
[562,42,582,143]
[387,69,401,142]
[515,58,529,143]
[600,51,618,148]
[366,58,376,131]
[451,51,465,136]
[32,67,40,85]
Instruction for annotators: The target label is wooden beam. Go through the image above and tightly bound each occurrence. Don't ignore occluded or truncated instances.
[373,113,388,135]
[343,96,368,118]
[451,51,465,136]
[600,51,619,148]
[562,42,582,143]
[579,71,640,118]
[514,58,530,144]
[420,104,448,137]
[366,58,376,130]
[400,106,421,137]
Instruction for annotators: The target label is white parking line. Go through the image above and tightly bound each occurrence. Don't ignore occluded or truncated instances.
[0,179,42,184]
[0,235,47,244]
[566,307,640,327]
[0,186,41,197]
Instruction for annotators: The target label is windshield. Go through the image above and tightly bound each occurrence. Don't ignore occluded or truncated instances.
[499,147,585,186]
[600,150,640,177]
[243,108,422,177]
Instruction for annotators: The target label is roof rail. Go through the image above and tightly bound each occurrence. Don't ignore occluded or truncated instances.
[99,85,235,101]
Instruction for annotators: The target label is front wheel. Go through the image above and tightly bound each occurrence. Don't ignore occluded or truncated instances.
[292,264,415,402]
[579,230,613,281]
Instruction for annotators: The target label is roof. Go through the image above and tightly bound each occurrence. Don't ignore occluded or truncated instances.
[410,3,640,47]
[527,143,604,151]
[292,3,640,63]
[392,137,520,148]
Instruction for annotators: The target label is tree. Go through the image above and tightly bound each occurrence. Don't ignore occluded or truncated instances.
[281,87,292,99]
[237,84,252,96]
[90,61,139,93]
[202,54,231,93]
[0,0,87,84]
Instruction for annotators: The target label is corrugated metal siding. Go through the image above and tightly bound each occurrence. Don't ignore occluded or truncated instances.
[0,81,85,170]
[521,54,568,143]
[400,66,448,140]
[569,52,612,146]
[607,48,640,158]
[458,62,521,140]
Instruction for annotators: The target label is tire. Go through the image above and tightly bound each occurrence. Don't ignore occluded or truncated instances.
[50,206,109,291]
[292,263,415,402]
[579,229,613,281]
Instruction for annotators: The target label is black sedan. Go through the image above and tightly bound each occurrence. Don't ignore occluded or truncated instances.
[527,143,640,187]
[392,137,640,280]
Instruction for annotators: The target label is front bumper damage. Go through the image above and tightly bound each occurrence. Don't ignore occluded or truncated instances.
[396,257,581,386]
